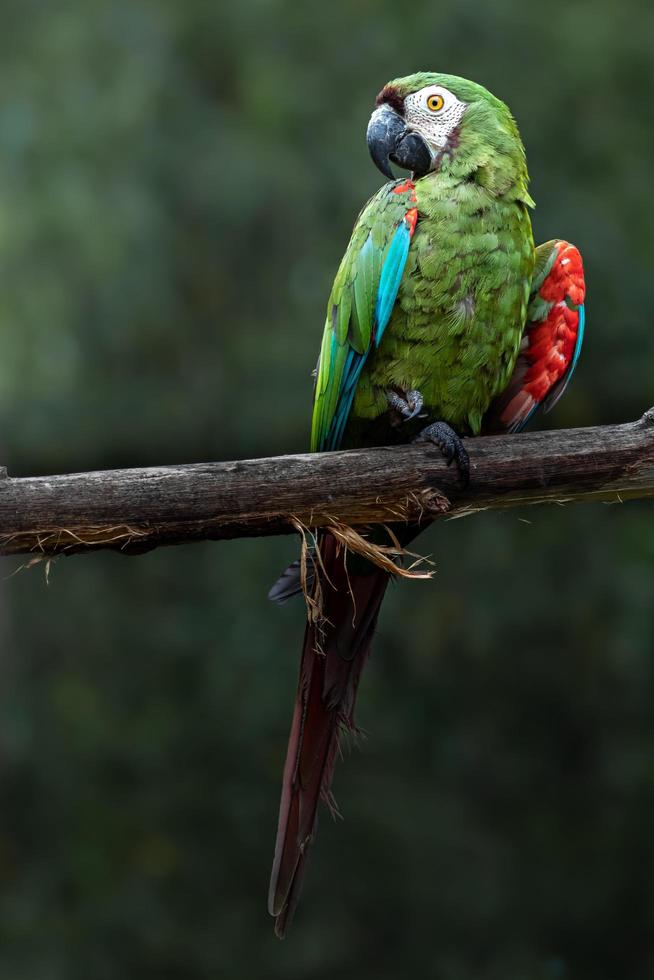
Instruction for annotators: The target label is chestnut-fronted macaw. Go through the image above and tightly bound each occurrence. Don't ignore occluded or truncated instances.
[268,72,586,937]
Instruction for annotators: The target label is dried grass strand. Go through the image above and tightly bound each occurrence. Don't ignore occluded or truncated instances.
[289,514,434,624]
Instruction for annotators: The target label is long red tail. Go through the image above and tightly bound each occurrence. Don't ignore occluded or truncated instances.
[268,532,390,937]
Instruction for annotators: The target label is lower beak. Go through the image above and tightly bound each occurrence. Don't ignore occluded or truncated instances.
[366,104,433,180]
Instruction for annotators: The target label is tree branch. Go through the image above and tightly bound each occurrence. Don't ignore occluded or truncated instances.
[1,410,654,559]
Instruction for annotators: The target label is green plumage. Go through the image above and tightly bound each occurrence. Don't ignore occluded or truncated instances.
[355,169,533,435]
[311,73,536,450]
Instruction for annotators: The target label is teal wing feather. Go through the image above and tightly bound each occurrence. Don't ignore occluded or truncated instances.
[311,180,418,452]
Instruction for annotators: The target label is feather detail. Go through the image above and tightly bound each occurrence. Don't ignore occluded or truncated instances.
[484,239,586,434]
[375,218,412,343]
[310,180,419,452]
[268,533,390,936]
[268,559,312,605]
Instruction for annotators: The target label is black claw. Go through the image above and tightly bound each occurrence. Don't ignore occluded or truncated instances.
[415,421,470,487]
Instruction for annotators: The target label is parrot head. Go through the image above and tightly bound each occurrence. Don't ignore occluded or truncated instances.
[367,72,529,196]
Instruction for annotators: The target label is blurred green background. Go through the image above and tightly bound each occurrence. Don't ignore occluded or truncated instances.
[1,1,653,977]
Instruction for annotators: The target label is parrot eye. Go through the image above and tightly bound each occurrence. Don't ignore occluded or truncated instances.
[426,93,445,112]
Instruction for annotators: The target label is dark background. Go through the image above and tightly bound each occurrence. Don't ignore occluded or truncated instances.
[1,1,653,977]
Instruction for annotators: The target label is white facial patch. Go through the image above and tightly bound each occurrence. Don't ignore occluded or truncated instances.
[403,85,467,152]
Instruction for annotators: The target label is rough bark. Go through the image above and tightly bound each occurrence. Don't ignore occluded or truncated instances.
[1,410,653,559]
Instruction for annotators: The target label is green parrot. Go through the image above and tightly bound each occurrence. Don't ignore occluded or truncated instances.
[268,72,586,937]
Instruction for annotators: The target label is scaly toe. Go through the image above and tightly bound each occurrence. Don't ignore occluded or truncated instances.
[415,421,470,487]
[386,390,410,417]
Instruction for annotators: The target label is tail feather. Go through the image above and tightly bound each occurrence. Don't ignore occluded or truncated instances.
[268,532,389,937]
[268,558,314,605]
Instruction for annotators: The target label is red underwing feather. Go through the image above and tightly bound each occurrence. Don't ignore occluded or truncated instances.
[484,240,586,434]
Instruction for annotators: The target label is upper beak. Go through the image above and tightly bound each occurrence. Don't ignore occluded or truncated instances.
[366,103,433,180]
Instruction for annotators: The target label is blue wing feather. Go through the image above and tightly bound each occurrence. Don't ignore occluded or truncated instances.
[323,219,413,451]
[375,221,411,344]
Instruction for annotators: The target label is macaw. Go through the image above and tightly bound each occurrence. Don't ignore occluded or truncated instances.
[267,72,586,937]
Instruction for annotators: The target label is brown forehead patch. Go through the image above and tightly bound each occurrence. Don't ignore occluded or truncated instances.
[375,84,405,116]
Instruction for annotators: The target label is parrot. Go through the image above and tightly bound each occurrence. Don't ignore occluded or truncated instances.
[267,72,586,937]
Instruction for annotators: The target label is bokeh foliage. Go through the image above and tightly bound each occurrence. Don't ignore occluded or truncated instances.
[1,1,654,977]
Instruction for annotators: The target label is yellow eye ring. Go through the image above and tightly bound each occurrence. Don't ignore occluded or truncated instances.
[427,93,444,112]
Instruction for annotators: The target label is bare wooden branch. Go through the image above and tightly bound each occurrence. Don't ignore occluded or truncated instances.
[1,410,654,559]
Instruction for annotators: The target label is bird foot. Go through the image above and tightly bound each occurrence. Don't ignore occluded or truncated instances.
[414,421,470,487]
[386,388,425,422]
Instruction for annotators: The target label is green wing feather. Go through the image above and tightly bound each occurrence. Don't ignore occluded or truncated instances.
[311,181,417,452]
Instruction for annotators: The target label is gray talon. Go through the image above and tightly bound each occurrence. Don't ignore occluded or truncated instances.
[403,389,424,421]
[387,387,426,422]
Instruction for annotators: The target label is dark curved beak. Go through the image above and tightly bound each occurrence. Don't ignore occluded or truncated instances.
[366,104,433,180]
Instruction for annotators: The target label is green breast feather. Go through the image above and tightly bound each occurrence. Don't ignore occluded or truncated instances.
[353,174,535,436]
